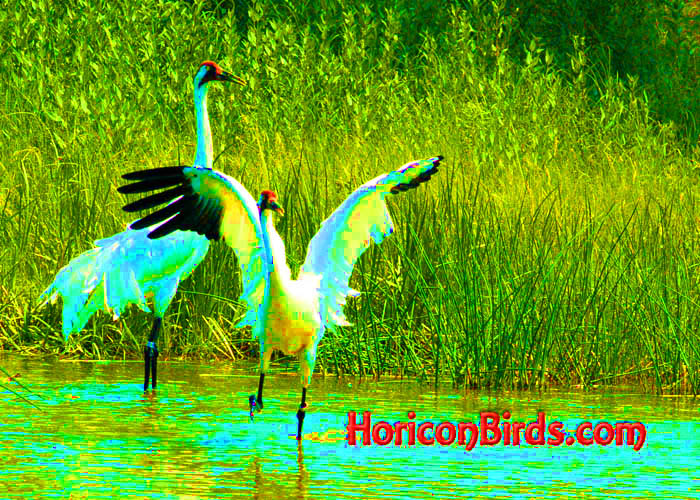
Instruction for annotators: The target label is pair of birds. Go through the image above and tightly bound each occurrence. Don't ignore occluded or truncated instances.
[39,61,443,440]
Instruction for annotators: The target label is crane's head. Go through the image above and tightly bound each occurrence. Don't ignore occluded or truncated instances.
[194,61,246,88]
[258,190,285,216]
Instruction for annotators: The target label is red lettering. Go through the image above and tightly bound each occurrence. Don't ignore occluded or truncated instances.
[435,422,456,446]
[577,422,593,446]
[547,421,565,445]
[347,411,371,445]
[372,421,394,446]
[512,422,525,445]
[480,411,501,445]
[615,422,646,451]
[502,411,511,445]
[458,422,478,450]
[525,412,546,445]
[407,412,417,445]
[503,421,511,445]
[417,422,434,445]
[395,421,409,445]
[594,422,614,445]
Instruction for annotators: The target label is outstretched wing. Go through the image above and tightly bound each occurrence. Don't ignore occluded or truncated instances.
[38,227,210,340]
[299,155,442,329]
[118,165,270,336]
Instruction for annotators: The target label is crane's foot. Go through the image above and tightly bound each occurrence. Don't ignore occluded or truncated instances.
[296,403,307,441]
[143,342,158,391]
[249,394,263,421]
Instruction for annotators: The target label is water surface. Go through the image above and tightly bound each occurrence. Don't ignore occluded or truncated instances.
[1,354,698,499]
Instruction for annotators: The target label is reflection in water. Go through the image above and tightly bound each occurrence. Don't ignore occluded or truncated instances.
[297,442,307,498]
[1,354,699,499]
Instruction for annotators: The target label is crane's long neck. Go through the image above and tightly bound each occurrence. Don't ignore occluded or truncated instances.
[261,211,292,286]
[193,82,213,169]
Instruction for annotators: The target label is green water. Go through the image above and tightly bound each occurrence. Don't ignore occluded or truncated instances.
[0,354,698,499]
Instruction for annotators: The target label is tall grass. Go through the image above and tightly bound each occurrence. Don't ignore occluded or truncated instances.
[1,0,699,394]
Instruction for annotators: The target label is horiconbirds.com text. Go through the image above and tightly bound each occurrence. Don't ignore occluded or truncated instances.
[346,411,647,451]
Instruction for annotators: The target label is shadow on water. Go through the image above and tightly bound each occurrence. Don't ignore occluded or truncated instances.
[0,353,699,499]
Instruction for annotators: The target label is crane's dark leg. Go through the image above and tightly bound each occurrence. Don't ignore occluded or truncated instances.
[296,387,307,441]
[249,372,265,421]
[143,317,162,391]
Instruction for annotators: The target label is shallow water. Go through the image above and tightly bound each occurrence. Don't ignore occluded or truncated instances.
[0,353,698,499]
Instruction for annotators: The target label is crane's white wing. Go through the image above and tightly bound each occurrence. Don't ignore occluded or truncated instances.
[38,227,210,340]
[299,155,442,329]
[118,165,270,337]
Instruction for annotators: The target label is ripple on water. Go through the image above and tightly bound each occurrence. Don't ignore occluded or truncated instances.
[0,355,699,499]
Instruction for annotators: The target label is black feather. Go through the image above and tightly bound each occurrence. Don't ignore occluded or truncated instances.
[388,156,443,195]
[117,176,183,194]
[187,197,223,240]
[123,185,188,212]
[201,205,223,241]
[191,202,221,238]
[130,195,196,230]
[148,212,190,239]
[121,166,185,181]
[170,205,201,233]
[205,226,220,240]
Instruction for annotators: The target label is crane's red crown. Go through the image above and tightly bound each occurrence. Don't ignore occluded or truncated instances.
[260,190,278,202]
[200,60,223,74]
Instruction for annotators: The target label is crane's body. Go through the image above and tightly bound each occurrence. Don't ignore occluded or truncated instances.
[39,226,208,337]
[119,154,443,439]
[258,213,323,386]
[39,61,244,390]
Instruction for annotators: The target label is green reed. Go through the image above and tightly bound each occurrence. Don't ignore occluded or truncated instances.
[1,0,699,394]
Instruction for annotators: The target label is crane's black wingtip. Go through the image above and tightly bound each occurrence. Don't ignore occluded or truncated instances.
[122,202,140,213]
[388,155,443,195]
[129,218,150,231]
[121,166,186,181]
[425,155,443,175]
[146,223,176,239]
[122,171,145,181]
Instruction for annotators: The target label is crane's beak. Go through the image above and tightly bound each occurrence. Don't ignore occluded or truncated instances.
[270,201,285,216]
[218,70,246,86]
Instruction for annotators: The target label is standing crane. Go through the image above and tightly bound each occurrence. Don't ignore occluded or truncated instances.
[118,154,443,439]
[38,61,245,391]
